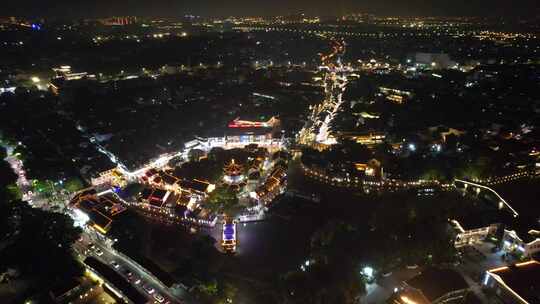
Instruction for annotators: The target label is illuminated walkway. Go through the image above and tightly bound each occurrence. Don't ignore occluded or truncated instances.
[454,178,519,218]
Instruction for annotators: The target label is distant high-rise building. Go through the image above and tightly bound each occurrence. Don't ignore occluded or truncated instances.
[0,16,18,24]
[98,16,137,26]
[409,52,455,69]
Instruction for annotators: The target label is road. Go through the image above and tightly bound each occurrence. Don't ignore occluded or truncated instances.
[4,146,71,212]
[75,231,188,304]
[360,268,421,304]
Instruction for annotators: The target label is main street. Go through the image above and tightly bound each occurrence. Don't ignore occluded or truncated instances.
[3,144,71,211]
[75,231,190,304]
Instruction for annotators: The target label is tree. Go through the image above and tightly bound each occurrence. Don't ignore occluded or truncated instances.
[0,161,18,203]
[110,210,148,256]
[218,283,239,304]
[277,220,367,304]
[207,186,239,216]
[188,149,206,162]
[64,177,84,193]
[0,199,83,291]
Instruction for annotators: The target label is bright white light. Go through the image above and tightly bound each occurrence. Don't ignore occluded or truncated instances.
[362,266,374,279]
[72,209,90,227]
[408,143,416,151]
[31,76,40,83]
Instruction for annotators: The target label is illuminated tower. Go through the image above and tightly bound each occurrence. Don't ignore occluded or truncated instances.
[223,159,245,186]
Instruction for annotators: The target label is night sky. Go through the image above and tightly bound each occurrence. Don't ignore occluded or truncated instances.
[1,0,539,18]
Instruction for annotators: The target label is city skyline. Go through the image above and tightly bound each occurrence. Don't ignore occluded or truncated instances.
[1,2,539,303]
[2,0,539,18]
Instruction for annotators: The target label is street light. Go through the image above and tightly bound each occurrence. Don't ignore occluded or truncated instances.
[361,266,374,280]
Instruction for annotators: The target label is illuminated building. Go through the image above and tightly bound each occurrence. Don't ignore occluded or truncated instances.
[354,159,383,178]
[91,168,127,187]
[450,220,503,248]
[227,116,279,128]
[49,66,97,96]
[392,268,469,304]
[142,169,215,197]
[357,111,380,119]
[70,190,127,234]
[252,165,287,205]
[379,87,413,104]
[84,257,147,304]
[483,260,540,304]
[202,117,282,149]
[438,128,466,143]
[340,131,386,146]
[450,219,540,258]
[98,16,138,26]
[52,66,91,81]
[501,229,540,258]
[0,86,16,94]
[409,52,455,70]
[139,188,172,209]
[223,159,245,187]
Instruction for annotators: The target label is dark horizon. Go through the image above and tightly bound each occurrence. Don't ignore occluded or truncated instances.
[2,0,539,19]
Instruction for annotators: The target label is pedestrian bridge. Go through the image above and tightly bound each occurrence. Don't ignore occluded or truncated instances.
[453,178,518,218]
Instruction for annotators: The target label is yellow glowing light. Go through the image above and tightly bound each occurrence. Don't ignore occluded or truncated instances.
[400,296,418,304]
[92,224,107,234]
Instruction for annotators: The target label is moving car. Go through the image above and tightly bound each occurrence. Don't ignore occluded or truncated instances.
[143,284,155,294]
[110,261,120,269]
[153,293,165,303]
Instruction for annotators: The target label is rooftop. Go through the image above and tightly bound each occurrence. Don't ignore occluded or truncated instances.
[405,267,468,302]
[84,257,147,304]
[488,260,540,304]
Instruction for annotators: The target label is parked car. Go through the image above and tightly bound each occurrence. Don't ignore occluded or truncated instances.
[110,261,120,269]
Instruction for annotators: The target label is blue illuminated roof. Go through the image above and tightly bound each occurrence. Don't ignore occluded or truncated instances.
[223,224,235,241]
